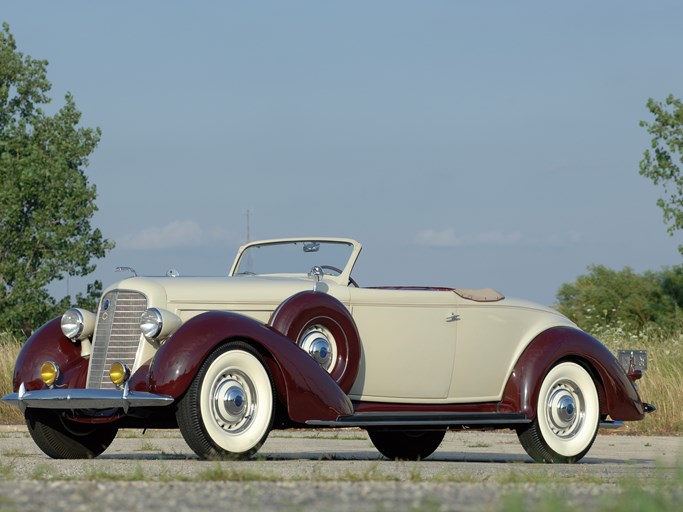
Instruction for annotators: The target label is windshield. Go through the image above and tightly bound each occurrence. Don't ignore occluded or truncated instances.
[234,240,356,276]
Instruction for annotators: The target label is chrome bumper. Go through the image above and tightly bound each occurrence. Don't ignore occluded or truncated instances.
[1,383,174,413]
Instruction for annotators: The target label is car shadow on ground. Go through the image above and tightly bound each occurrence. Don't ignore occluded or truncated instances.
[97,451,637,464]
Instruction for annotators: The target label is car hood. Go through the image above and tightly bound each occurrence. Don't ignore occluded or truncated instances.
[102,275,320,318]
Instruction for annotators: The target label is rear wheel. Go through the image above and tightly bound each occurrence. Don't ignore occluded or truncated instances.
[517,361,600,463]
[368,429,445,460]
[177,341,275,460]
[25,409,118,459]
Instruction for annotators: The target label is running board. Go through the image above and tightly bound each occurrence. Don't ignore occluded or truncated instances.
[307,411,530,428]
[599,420,624,430]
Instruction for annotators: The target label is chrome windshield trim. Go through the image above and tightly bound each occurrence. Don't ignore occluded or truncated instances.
[2,387,173,413]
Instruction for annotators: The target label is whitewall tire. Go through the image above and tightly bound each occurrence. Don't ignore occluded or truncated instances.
[518,361,600,463]
[177,341,274,459]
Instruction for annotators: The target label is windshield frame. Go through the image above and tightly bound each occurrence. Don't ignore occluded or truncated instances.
[229,237,362,285]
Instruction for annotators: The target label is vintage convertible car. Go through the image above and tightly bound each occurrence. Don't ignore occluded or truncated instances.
[2,238,654,463]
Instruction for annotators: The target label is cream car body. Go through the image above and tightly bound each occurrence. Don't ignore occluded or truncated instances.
[104,238,574,405]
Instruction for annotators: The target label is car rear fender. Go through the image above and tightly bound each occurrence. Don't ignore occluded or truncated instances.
[11,318,89,392]
[501,326,645,421]
[147,311,353,423]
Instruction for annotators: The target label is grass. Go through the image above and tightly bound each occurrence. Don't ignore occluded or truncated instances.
[0,334,22,425]
[592,323,683,435]
[0,324,681,435]
[13,462,682,512]
[134,441,163,453]
[500,482,682,512]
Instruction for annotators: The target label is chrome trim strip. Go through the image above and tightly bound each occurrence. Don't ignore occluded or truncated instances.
[2,388,173,413]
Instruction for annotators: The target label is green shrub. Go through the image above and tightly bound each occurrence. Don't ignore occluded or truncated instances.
[557,265,683,333]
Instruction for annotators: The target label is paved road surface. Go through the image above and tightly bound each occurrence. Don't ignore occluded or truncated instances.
[0,427,681,511]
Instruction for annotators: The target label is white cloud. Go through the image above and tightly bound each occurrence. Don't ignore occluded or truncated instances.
[415,227,463,247]
[118,220,231,250]
[415,228,522,247]
[416,228,582,248]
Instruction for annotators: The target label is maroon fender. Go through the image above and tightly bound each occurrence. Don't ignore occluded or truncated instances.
[147,311,353,422]
[501,326,645,421]
[269,290,361,393]
[129,360,152,392]
[12,317,89,392]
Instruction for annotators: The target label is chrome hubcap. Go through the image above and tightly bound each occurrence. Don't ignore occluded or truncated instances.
[211,372,255,433]
[545,381,584,439]
[299,326,336,372]
[308,337,332,367]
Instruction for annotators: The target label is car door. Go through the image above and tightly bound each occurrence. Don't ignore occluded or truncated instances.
[346,288,458,402]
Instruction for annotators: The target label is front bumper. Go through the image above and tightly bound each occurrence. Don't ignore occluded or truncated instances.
[2,383,174,413]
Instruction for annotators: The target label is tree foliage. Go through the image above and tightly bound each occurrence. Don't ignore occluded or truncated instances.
[640,94,683,255]
[0,23,113,336]
[556,265,683,333]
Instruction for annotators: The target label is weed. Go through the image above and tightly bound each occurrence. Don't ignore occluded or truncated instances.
[0,450,28,458]
[135,441,162,453]
[0,460,14,479]
[196,463,277,482]
[0,335,22,425]
[466,441,492,448]
[30,464,55,480]
[82,464,145,481]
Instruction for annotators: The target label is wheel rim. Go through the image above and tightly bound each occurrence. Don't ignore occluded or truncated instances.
[210,369,256,434]
[544,380,585,440]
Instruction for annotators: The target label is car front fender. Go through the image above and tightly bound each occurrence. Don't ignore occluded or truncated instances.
[501,326,645,421]
[12,318,88,392]
[147,311,353,423]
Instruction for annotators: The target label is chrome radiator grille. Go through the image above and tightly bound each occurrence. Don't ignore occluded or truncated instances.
[87,290,147,389]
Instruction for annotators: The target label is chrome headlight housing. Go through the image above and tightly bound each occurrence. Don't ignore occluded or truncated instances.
[140,308,182,341]
[61,308,96,341]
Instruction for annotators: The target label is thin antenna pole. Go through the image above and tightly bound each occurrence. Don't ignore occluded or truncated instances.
[245,209,254,273]
[246,209,251,243]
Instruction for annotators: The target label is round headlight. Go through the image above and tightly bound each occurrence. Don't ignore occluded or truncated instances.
[61,309,85,339]
[140,308,163,340]
[40,361,60,387]
[61,308,96,341]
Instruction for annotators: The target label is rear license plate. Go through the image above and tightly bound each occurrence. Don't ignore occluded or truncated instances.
[617,350,648,372]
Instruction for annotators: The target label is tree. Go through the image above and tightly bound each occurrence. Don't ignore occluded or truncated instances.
[640,94,683,255]
[0,23,113,336]
[556,265,683,333]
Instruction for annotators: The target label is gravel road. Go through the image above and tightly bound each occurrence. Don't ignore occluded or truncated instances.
[0,427,681,511]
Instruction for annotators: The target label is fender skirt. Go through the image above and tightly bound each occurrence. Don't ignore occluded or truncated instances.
[501,326,645,421]
[148,311,354,423]
[12,318,88,393]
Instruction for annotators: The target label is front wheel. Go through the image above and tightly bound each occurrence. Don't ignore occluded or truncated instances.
[177,341,275,460]
[517,361,600,463]
[368,429,445,460]
[25,409,118,459]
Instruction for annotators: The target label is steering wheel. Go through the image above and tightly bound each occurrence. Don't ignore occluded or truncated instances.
[320,265,359,288]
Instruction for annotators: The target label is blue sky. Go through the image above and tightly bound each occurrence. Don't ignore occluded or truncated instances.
[3,1,683,305]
